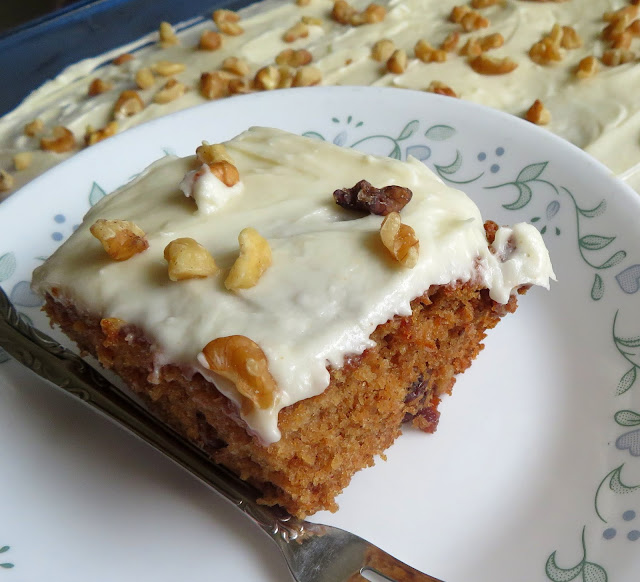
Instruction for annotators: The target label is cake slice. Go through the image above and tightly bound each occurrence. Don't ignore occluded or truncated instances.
[32,127,554,516]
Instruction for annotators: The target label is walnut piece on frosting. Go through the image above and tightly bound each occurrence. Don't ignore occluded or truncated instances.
[113,90,144,118]
[88,78,113,96]
[333,180,413,215]
[225,228,272,291]
[525,99,551,125]
[153,79,188,104]
[200,72,230,100]
[199,30,223,51]
[0,170,14,192]
[135,67,156,90]
[371,39,395,62]
[213,9,244,36]
[386,49,408,73]
[159,21,179,47]
[40,126,76,153]
[283,20,309,42]
[90,219,149,261]
[426,81,458,98]
[575,55,599,78]
[24,118,44,137]
[13,152,32,171]
[164,238,219,281]
[200,335,277,413]
[470,54,518,75]
[380,212,419,268]
[85,121,118,146]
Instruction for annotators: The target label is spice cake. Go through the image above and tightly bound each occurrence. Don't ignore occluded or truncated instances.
[2,0,640,198]
[32,127,554,516]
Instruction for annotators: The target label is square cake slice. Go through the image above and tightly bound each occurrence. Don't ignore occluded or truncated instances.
[32,127,554,516]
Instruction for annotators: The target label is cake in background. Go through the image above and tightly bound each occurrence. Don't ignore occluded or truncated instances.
[1,0,640,198]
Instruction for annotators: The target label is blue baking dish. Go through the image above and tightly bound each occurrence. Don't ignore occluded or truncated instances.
[0,0,255,116]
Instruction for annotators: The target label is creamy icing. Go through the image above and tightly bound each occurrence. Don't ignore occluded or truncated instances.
[1,0,640,198]
[32,127,554,443]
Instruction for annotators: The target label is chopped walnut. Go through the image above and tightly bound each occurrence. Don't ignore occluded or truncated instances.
[208,161,241,187]
[459,37,483,58]
[415,40,447,63]
[159,21,179,47]
[426,80,458,98]
[603,19,631,44]
[611,31,632,49]
[628,20,640,37]
[90,219,149,261]
[371,39,396,62]
[228,78,253,95]
[222,56,251,76]
[88,78,113,96]
[40,126,76,153]
[225,228,272,291]
[113,90,144,117]
[135,67,155,90]
[332,0,357,24]
[254,66,281,90]
[601,48,635,66]
[386,49,408,73]
[460,10,490,32]
[164,238,219,281]
[441,31,460,52]
[112,53,134,65]
[199,30,223,51]
[380,212,419,268]
[575,55,599,78]
[276,48,313,66]
[153,79,187,104]
[151,60,186,77]
[529,37,562,65]
[85,121,118,146]
[297,0,311,5]
[603,5,638,23]
[480,32,504,51]
[560,25,582,49]
[525,99,551,125]
[24,118,44,137]
[0,170,14,192]
[292,66,322,86]
[200,335,277,412]
[196,142,234,166]
[350,3,386,26]
[470,54,518,74]
[278,66,295,89]
[213,9,244,35]
[471,0,500,7]
[450,5,470,23]
[283,21,309,42]
[333,180,412,215]
[13,152,32,171]
[200,72,230,100]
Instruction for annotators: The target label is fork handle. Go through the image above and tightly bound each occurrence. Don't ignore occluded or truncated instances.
[0,287,304,540]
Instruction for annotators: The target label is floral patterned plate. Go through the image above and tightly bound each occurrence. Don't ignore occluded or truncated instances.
[1,87,640,582]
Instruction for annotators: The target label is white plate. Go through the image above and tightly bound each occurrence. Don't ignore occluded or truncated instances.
[1,87,640,582]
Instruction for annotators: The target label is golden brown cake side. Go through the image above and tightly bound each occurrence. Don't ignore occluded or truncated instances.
[42,275,519,517]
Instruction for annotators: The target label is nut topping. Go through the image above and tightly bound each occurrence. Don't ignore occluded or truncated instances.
[380,212,419,268]
[470,54,518,75]
[414,40,447,63]
[254,66,281,90]
[85,121,118,146]
[201,335,277,412]
[292,66,322,87]
[222,56,251,76]
[200,71,230,100]
[225,228,272,290]
[386,49,408,73]
[333,180,412,215]
[135,67,156,90]
[112,53,134,65]
[213,9,244,35]
[90,219,149,261]
[575,55,598,78]
[88,78,113,96]
[0,170,14,192]
[24,118,44,137]
[113,90,144,118]
[525,99,551,125]
[199,30,223,51]
[13,152,32,171]
[153,79,187,104]
[276,48,313,67]
[196,142,234,166]
[371,39,396,62]
[426,80,458,98]
[159,21,179,47]
[151,60,186,77]
[164,238,219,281]
[40,126,76,153]
[283,21,309,42]
[208,161,241,187]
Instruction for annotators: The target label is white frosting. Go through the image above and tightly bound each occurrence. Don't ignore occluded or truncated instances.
[2,0,640,199]
[32,127,554,443]
[180,164,245,214]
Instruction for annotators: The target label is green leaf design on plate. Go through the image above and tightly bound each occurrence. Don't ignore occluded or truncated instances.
[0,547,8,554]
[615,335,640,348]
[608,465,640,495]
[302,131,325,141]
[503,182,532,211]
[397,120,419,141]
[435,150,462,175]
[579,235,615,251]
[545,552,584,582]
[578,200,607,218]
[591,274,604,301]
[517,161,548,183]
[389,143,402,160]
[0,252,16,283]
[0,564,13,570]
[424,124,456,141]
[89,182,107,206]
[596,250,626,270]
[616,367,636,396]
[583,562,607,582]
[614,410,640,427]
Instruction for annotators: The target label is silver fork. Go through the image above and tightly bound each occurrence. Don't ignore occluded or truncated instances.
[0,287,443,582]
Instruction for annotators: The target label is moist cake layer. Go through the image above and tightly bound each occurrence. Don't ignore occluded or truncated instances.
[32,127,554,444]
